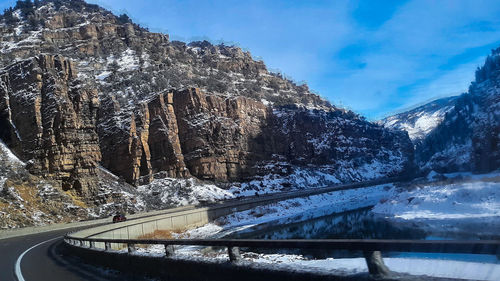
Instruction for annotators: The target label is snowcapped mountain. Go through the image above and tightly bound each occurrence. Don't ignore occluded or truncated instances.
[0,0,415,227]
[380,96,459,144]
[382,48,500,174]
[417,49,500,173]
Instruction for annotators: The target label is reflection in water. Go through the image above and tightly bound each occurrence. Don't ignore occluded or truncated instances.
[230,207,426,240]
[228,207,499,262]
[228,207,426,258]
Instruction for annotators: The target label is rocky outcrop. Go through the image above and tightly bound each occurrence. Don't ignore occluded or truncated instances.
[99,91,189,185]
[173,88,273,181]
[98,88,272,183]
[0,55,101,195]
[273,108,414,171]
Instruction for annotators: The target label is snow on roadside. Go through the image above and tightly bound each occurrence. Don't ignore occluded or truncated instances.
[248,254,499,281]
[228,167,341,197]
[372,177,500,220]
[384,258,500,281]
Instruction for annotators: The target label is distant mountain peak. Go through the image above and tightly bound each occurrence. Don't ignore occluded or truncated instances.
[379,96,459,143]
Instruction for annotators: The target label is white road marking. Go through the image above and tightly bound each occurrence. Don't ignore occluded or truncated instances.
[15,236,62,281]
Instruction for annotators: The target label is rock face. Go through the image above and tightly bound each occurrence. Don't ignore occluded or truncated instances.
[272,108,414,174]
[0,55,101,195]
[173,88,272,181]
[99,87,414,184]
[100,91,189,185]
[0,0,415,194]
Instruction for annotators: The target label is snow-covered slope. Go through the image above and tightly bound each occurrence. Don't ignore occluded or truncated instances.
[416,48,500,173]
[380,96,458,143]
[0,140,23,166]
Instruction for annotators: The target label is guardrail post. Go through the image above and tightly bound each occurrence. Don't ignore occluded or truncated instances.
[105,242,111,251]
[165,244,175,257]
[78,240,83,247]
[364,251,390,277]
[90,241,95,249]
[228,246,241,262]
[128,243,136,254]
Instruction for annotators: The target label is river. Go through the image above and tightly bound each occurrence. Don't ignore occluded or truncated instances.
[227,207,500,263]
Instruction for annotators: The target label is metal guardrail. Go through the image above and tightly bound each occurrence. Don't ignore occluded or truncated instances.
[64,237,500,276]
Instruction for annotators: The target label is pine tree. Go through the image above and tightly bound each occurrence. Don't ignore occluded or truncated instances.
[3,7,18,25]
[117,14,131,24]
[15,0,34,18]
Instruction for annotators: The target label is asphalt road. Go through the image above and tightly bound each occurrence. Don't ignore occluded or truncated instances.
[0,227,107,281]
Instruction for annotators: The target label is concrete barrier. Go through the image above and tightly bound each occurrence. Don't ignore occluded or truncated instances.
[72,198,287,242]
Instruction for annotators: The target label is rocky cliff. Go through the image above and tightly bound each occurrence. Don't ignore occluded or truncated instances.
[0,0,414,216]
[100,86,414,185]
[0,54,101,195]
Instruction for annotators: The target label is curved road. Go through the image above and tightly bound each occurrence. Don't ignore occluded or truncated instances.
[0,226,121,281]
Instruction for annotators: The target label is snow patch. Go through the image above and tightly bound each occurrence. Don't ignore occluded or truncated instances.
[0,140,24,165]
[137,177,234,208]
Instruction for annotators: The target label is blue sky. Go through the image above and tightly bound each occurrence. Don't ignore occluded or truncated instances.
[2,0,500,119]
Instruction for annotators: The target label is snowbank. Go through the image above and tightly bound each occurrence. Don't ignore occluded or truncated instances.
[372,178,500,220]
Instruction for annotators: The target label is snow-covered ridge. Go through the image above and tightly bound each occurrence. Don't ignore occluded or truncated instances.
[380,96,458,142]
